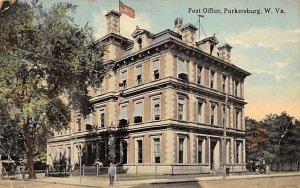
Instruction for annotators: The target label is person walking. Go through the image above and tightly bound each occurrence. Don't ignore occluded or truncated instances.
[108,163,116,186]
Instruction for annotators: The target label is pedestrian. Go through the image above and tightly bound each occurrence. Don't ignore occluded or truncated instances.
[226,166,230,177]
[265,164,269,174]
[21,164,26,180]
[108,163,116,186]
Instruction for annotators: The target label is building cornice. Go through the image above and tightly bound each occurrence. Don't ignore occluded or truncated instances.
[113,35,250,79]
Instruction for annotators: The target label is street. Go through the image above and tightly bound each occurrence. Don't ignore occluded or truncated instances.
[0,175,300,188]
[141,176,300,188]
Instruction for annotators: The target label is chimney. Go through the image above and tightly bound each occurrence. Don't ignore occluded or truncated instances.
[105,10,121,34]
[217,43,232,62]
[174,18,183,33]
[180,23,198,46]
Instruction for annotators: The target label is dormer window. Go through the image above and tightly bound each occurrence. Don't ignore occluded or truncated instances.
[137,38,142,50]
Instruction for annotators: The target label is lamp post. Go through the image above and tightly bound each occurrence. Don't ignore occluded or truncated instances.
[222,93,228,178]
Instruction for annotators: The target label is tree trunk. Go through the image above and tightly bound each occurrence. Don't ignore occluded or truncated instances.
[23,122,36,179]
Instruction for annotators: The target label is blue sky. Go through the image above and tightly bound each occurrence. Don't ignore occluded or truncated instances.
[28,0,300,120]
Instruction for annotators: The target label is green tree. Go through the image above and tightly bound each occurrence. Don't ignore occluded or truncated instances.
[245,117,267,161]
[0,0,108,178]
[261,112,295,163]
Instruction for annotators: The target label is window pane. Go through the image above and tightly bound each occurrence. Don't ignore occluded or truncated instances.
[198,139,203,163]
[154,138,160,163]
[119,105,128,120]
[153,99,160,120]
[178,58,188,75]
[138,140,143,163]
[179,138,184,163]
[122,141,127,164]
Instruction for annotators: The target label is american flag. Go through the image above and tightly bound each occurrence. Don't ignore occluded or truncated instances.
[119,1,135,18]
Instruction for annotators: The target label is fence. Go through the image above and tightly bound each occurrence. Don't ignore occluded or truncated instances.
[270,161,300,171]
[69,164,248,178]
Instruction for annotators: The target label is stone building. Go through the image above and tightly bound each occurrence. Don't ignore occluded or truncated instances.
[47,10,250,174]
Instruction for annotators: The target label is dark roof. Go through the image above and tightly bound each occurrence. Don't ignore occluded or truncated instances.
[197,35,219,45]
[120,29,182,58]
[105,10,121,17]
[218,43,233,50]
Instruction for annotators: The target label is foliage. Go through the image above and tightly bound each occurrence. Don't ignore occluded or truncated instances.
[246,112,300,165]
[0,0,107,178]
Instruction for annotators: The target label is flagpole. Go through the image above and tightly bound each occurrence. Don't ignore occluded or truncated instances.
[118,0,120,34]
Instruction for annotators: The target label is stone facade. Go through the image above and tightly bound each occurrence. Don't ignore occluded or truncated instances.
[47,11,250,174]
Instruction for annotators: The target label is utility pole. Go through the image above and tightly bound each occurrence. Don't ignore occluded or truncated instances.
[197,14,204,41]
[223,92,228,178]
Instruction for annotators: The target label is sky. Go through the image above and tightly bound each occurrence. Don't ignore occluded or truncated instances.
[24,0,300,121]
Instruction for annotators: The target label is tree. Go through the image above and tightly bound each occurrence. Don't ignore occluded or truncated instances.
[261,112,295,163]
[246,112,300,171]
[245,117,268,161]
[0,0,108,178]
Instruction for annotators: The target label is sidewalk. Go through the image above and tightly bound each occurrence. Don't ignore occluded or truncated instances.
[28,172,300,187]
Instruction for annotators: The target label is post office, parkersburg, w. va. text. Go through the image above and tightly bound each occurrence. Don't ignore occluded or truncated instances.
[188,8,263,15]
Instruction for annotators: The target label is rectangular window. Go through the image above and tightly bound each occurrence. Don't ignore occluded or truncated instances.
[121,70,127,89]
[119,105,128,120]
[152,59,160,80]
[197,139,203,163]
[197,66,203,84]
[58,147,63,161]
[223,106,226,127]
[211,105,215,125]
[222,75,227,92]
[235,81,239,96]
[178,58,188,80]
[50,148,54,159]
[136,65,143,85]
[99,109,105,128]
[235,110,240,129]
[210,71,215,89]
[197,102,203,123]
[154,138,160,163]
[178,137,184,163]
[236,142,241,163]
[119,105,128,126]
[122,141,127,164]
[76,114,81,131]
[134,101,143,123]
[86,113,92,125]
[67,147,71,164]
[153,98,160,120]
[137,140,143,163]
[178,97,185,120]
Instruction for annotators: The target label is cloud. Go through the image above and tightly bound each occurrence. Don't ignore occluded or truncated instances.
[92,9,151,40]
[251,69,272,75]
[85,0,96,3]
[119,13,151,38]
[273,59,293,68]
[223,27,300,52]
[274,74,287,80]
